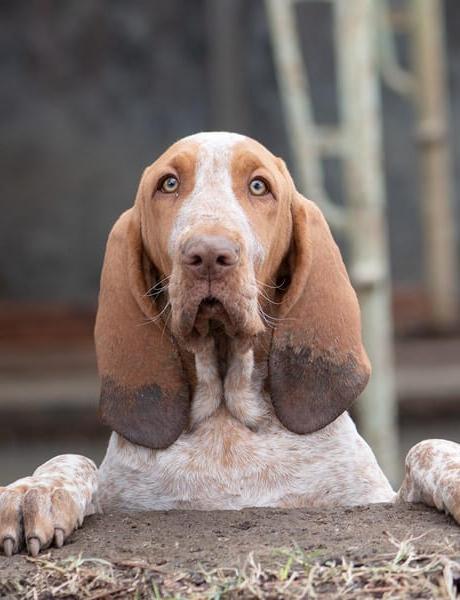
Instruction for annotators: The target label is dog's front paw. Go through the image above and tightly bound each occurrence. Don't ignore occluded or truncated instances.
[400,440,460,525]
[0,455,98,556]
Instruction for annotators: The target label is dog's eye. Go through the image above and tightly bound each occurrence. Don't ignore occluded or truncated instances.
[159,175,179,193]
[249,178,269,196]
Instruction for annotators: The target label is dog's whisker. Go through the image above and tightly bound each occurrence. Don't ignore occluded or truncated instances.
[140,300,172,326]
[156,274,172,286]
[145,284,171,299]
[260,316,275,330]
[146,284,170,298]
[257,305,276,329]
[257,287,283,306]
[257,303,293,327]
[144,275,172,298]
[255,278,286,290]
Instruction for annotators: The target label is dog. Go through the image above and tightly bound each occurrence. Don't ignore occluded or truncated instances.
[1,132,459,557]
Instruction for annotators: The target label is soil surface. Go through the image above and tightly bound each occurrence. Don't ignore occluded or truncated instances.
[2,503,459,581]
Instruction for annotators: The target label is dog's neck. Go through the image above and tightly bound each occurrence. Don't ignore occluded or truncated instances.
[189,329,269,430]
[207,321,233,379]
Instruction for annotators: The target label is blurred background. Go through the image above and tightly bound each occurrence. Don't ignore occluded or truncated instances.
[0,0,459,485]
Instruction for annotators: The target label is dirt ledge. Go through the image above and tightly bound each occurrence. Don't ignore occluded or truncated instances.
[2,503,460,577]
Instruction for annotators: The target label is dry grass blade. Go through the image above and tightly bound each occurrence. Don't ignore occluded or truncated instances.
[0,537,459,599]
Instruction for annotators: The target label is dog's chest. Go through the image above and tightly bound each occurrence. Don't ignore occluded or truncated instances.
[97,411,392,510]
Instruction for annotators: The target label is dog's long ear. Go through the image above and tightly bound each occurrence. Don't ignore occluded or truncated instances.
[269,194,371,434]
[95,207,190,449]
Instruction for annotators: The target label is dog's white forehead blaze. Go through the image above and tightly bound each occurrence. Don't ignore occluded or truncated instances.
[169,132,263,260]
[182,131,246,147]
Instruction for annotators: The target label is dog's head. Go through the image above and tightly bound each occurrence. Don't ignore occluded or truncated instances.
[138,132,295,348]
[96,132,370,448]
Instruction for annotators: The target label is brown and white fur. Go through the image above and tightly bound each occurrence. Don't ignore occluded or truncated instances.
[1,132,459,557]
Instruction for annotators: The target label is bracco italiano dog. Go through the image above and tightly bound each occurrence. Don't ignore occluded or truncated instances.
[1,132,459,557]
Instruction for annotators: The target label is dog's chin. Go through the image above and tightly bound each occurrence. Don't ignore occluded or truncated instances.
[193,297,235,335]
[173,296,263,352]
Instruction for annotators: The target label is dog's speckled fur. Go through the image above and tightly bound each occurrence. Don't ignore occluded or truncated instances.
[1,133,459,556]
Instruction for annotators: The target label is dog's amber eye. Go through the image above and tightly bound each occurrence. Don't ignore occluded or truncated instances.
[160,175,179,193]
[249,178,269,196]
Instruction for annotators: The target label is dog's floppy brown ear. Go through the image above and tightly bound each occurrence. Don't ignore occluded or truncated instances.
[269,194,371,434]
[95,207,189,449]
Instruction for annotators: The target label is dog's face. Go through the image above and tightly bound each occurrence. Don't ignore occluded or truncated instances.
[138,132,293,348]
[96,131,371,449]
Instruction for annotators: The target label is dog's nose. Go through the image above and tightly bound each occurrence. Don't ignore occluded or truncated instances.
[182,235,240,280]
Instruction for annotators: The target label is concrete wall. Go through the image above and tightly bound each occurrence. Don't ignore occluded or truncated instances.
[0,0,458,305]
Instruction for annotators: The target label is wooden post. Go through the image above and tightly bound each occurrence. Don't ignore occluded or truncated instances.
[334,0,399,482]
[410,0,458,329]
[265,0,346,231]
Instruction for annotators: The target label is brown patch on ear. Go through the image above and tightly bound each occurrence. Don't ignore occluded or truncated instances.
[95,207,190,449]
[270,348,369,434]
[269,194,371,433]
[99,378,189,449]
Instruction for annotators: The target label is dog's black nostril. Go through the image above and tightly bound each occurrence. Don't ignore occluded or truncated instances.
[190,254,203,266]
[216,254,231,266]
